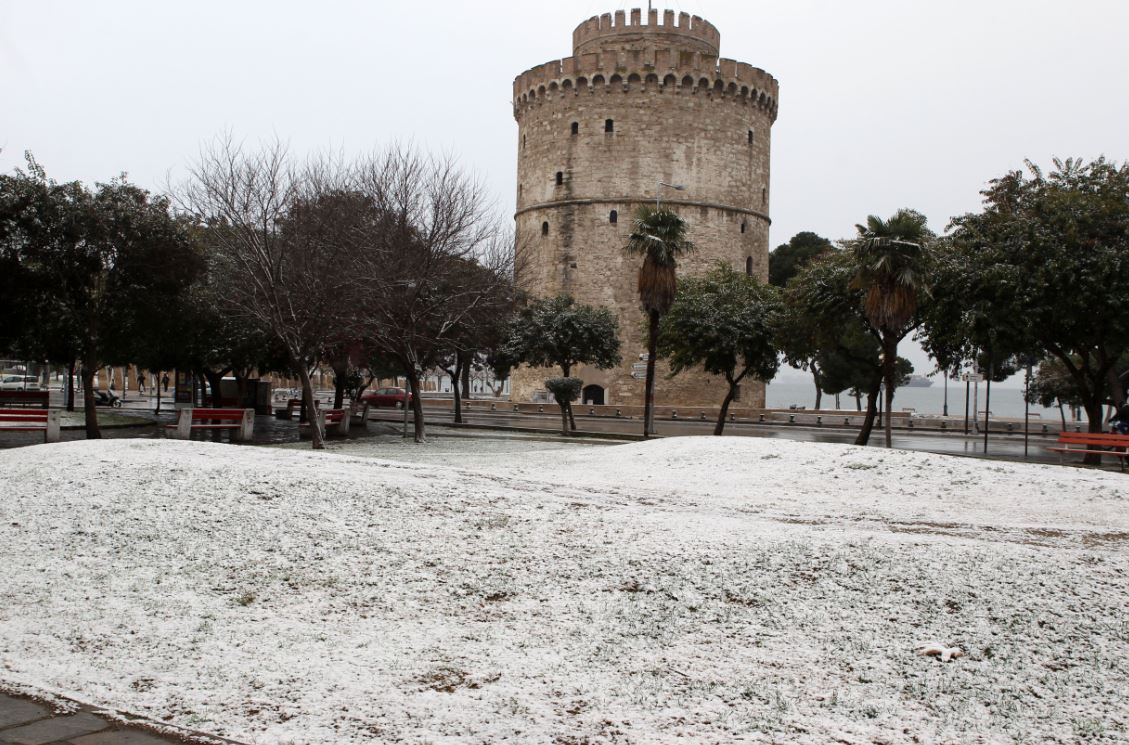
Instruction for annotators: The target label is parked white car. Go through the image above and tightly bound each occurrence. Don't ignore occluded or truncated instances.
[0,374,40,391]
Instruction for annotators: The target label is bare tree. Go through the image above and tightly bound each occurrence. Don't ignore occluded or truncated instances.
[348,146,510,443]
[177,136,354,449]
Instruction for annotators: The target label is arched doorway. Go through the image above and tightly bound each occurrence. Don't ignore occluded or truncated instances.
[582,384,605,406]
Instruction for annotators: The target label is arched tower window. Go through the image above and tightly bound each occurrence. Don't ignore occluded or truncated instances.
[609,210,618,224]
[555,171,564,185]
[605,119,614,133]
[745,257,753,276]
[541,221,549,236]
[740,221,747,234]
[571,122,579,135]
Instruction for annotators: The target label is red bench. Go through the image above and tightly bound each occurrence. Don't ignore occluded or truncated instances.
[1047,432,1129,470]
[0,391,50,408]
[166,407,254,441]
[0,408,61,443]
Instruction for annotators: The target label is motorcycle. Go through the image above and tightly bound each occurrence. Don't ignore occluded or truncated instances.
[93,390,123,408]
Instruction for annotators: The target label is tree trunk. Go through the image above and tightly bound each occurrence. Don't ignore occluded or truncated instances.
[812,367,823,411]
[332,360,348,410]
[880,337,896,448]
[715,383,739,436]
[854,392,862,412]
[405,367,426,443]
[855,375,882,446]
[297,366,325,450]
[1083,399,1106,465]
[1058,403,1066,431]
[557,400,570,436]
[452,352,465,424]
[643,309,660,437]
[461,362,471,404]
[567,399,577,431]
[155,371,162,415]
[66,360,76,412]
[81,363,101,439]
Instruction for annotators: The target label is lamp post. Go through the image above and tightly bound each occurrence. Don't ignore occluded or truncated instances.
[656,181,685,208]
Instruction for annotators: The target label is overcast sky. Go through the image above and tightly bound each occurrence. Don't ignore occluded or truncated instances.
[3,0,1127,375]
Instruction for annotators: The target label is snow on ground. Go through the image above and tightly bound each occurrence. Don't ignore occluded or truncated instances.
[1,437,1127,744]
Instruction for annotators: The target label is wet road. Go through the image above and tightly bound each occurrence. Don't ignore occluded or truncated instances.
[0,392,1114,470]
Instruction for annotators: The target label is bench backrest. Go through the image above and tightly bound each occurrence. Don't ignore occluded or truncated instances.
[187,408,246,421]
[0,391,50,406]
[1057,432,1129,446]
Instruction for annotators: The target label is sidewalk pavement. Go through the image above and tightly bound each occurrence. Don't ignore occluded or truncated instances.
[0,692,242,745]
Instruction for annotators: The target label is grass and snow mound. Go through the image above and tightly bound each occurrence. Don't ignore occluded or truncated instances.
[1,437,1127,744]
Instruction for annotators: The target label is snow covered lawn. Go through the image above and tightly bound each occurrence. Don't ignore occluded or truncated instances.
[1,437,1127,744]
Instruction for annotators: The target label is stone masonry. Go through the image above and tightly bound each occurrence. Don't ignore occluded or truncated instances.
[511,8,779,407]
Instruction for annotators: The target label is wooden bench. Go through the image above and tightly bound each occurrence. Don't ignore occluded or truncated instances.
[0,408,61,443]
[1047,432,1129,469]
[0,390,50,408]
[166,407,254,441]
[300,408,350,437]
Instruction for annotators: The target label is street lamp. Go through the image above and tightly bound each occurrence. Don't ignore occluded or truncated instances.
[656,181,685,208]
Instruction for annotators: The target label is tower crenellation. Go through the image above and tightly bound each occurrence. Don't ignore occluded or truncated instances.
[510,8,778,409]
[572,9,720,56]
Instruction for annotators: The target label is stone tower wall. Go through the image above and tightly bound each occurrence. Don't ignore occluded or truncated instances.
[511,9,778,408]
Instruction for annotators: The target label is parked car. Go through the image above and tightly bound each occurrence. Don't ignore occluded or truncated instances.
[0,374,40,391]
[360,386,413,408]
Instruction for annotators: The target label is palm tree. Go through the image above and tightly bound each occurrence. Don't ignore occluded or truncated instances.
[851,209,931,447]
[625,205,695,436]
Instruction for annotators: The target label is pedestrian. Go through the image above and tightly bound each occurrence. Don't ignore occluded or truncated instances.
[162,373,170,393]
[138,375,145,395]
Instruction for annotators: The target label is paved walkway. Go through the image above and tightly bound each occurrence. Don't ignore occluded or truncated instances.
[0,691,239,745]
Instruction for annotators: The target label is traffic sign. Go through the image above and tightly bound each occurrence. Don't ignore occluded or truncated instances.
[631,362,647,380]
[961,373,984,383]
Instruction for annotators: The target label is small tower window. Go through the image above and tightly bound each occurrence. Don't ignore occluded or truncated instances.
[609,210,618,224]
[555,171,563,185]
[748,130,754,144]
[523,134,526,150]
[746,257,753,276]
[605,119,614,133]
[519,184,523,198]
[762,188,767,206]
[541,221,549,236]
[740,221,747,234]
[571,122,579,135]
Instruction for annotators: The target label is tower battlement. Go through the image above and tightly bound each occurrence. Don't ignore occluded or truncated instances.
[573,8,720,56]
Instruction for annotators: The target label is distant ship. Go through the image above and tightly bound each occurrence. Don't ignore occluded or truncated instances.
[902,374,934,388]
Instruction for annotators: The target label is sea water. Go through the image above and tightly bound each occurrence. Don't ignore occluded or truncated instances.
[766,378,1075,422]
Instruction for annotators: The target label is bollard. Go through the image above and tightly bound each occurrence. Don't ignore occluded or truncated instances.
[940,420,946,430]
[816,416,822,426]
[844,417,850,426]
[700,412,706,420]
[759,414,765,423]
[616,409,621,418]
[1042,424,1048,434]
[671,410,678,419]
[908,419,913,429]
[513,405,519,412]
[589,408,595,416]
[730,412,736,422]
[789,414,795,424]
[491,403,496,411]
[538,405,544,413]
[1007,423,1014,433]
